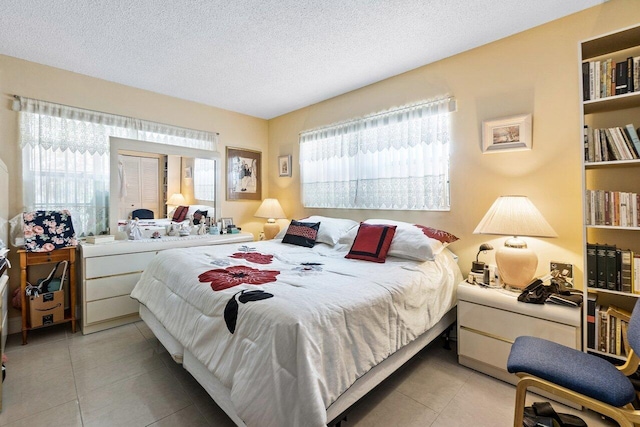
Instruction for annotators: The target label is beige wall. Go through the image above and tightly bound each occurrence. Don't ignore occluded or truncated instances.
[0,55,269,320]
[267,0,640,284]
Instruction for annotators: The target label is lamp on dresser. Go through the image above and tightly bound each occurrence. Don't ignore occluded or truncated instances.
[255,198,286,240]
[473,195,557,289]
[166,193,186,214]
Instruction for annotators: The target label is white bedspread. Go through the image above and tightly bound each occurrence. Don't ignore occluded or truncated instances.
[130,240,462,427]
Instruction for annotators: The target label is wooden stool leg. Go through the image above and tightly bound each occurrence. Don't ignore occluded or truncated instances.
[513,381,527,427]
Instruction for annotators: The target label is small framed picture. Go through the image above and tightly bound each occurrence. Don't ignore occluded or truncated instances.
[226,147,261,200]
[221,217,234,229]
[278,155,292,177]
[482,114,532,153]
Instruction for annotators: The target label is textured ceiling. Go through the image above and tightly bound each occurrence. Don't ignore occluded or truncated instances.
[0,0,604,119]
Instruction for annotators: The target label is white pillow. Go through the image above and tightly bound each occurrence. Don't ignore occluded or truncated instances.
[363,219,448,262]
[302,216,358,246]
[275,216,358,246]
[187,205,215,217]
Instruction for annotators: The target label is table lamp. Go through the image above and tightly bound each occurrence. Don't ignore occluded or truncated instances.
[255,198,286,239]
[166,193,186,213]
[473,196,557,289]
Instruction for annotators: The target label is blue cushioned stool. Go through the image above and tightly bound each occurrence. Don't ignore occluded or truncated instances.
[507,299,640,427]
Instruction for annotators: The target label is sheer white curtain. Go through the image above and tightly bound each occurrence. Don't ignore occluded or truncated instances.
[300,98,454,210]
[193,158,216,201]
[14,96,219,236]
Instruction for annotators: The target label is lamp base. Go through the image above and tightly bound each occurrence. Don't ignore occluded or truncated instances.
[263,222,280,240]
[495,238,537,289]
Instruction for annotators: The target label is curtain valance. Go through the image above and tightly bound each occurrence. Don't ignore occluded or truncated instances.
[13,96,218,155]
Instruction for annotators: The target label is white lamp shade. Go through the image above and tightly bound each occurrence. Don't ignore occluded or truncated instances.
[473,196,557,237]
[474,196,556,289]
[255,199,286,221]
[166,193,186,206]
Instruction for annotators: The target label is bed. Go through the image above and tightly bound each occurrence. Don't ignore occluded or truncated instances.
[131,218,463,427]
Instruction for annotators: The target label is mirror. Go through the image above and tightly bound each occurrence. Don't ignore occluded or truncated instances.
[108,137,221,235]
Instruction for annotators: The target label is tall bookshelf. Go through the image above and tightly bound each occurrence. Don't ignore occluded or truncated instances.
[581,24,640,362]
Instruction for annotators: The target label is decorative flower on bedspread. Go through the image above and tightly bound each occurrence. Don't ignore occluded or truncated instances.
[229,252,274,264]
[292,262,323,273]
[198,265,280,291]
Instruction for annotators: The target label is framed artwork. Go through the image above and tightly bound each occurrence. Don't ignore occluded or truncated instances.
[226,147,262,200]
[221,217,234,229]
[482,114,532,153]
[278,155,292,177]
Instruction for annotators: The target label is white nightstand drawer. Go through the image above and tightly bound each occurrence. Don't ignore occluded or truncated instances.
[85,251,157,278]
[86,295,140,324]
[85,272,142,302]
[458,300,577,347]
[459,327,513,371]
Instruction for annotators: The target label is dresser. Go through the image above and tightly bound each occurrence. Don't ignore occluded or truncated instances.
[457,281,581,385]
[79,233,253,334]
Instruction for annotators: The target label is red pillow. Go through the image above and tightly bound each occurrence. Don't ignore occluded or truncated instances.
[172,205,189,222]
[414,224,459,244]
[346,223,396,263]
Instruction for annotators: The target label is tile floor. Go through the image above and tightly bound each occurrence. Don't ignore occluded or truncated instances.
[0,322,619,427]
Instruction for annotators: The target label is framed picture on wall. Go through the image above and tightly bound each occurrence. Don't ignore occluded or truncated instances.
[226,147,262,200]
[482,114,532,153]
[278,155,292,177]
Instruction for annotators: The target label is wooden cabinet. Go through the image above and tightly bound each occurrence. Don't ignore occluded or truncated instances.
[580,24,640,360]
[18,246,77,344]
[79,233,253,334]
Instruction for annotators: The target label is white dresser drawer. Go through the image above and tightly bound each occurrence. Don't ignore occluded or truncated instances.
[86,295,140,324]
[85,272,142,302]
[458,300,577,347]
[459,327,513,371]
[85,251,157,278]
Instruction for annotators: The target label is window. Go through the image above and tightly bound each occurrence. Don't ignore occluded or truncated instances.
[15,96,218,236]
[193,158,216,201]
[299,98,454,210]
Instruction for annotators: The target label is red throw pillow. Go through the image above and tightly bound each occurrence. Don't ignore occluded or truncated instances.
[414,224,459,244]
[346,223,396,263]
[172,205,189,222]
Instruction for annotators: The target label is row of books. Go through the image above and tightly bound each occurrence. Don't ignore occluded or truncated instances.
[583,124,640,162]
[586,244,640,293]
[586,300,631,357]
[585,190,640,227]
[582,56,640,101]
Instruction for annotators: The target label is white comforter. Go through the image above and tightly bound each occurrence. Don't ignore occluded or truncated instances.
[130,240,462,427]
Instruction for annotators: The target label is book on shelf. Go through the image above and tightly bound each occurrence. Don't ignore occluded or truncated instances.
[606,245,618,291]
[585,190,640,227]
[586,243,637,294]
[584,125,640,162]
[628,56,635,93]
[625,124,640,156]
[620,249,633,294]
[587,296,596,350]
[587,243,597,288]
[615,60,628,95]
[582,56,640,101]
[590,305,630,357]
[596,244,609,289]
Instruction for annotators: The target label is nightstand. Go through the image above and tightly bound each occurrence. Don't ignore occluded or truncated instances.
[457,281,581,386]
